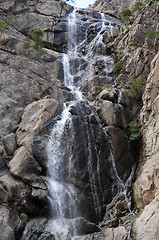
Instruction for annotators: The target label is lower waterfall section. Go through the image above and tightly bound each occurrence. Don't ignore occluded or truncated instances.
[47,101,119,235]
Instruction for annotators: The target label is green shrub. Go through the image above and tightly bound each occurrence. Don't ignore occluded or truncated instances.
[144,30,159,38]
[96,90,100,95]
[132,1,144,11]
[144,0,151,3]
[60,1,67,5]
[119,9,132,17]
[120,16,131,23]
[0,16,20,32]
[119,9,132,23]
[114,61,123,74]
[128,77,142,98]
[23,42,32,49]
[30,28,45,55]
[128,121,140,141]
[128,71,147,98]
[150,3,158,8]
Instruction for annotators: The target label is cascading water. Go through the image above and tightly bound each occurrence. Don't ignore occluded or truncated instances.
[47,7,133,238]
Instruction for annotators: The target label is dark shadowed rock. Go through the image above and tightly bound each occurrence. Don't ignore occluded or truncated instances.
[0,144,7,168]
[106,126,133,181]
[3,133,17,156]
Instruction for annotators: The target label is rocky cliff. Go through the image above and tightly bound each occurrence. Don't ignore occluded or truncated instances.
[0,0,159,239]
[92,0,159,239]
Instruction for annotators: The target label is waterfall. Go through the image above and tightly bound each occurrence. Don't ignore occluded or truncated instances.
[46,8,132,238]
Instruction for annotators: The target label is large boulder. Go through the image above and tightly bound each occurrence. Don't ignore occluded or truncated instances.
[8,146,42,184]
[16,98,58,154]
[98,100,130,128]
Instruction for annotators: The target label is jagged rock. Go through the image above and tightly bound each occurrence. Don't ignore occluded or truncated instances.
[73,226,127,240]
[8,146,42,184]
[133,52,159,209]
[98,87,118,103]
[0,49,64,138]
[133,194,159,240]
[0,169,28,204]
[3,133,17,156]
[91,0,148,17]
[0,169,43,216]
[0,205,25,240]
[16,98,58,154]
[36,0,71,17]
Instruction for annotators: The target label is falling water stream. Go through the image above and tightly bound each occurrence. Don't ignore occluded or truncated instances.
[46,7,133,238]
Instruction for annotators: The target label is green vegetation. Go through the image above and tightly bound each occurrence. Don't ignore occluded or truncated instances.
[119,9,132,23]
[96,90,100,95]
[0,16,20,32]
[144,0,151,3]
[60,1,67,5]
[23,42,32,49]
[128,70,147,98]
[114,61,123,74]
[30,28,45,55]
[128,121,140,141]
[145,30,159,38]
[132,1,144,12]
[150,3,158,8]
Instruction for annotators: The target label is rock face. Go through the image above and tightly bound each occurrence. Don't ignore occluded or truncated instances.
[132,52,159,239]
[91,0,148,17]
[73,226,127,240]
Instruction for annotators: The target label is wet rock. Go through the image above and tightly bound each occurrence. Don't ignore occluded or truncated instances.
[98,100,130,128]
[106,126,134,181]
[3,133,17,156]
[105,218,119,228]
[16,98,58,154]
[69,217,100,236]
[21,218,71,240]
[45,100,119,225]
[8,146,42,184]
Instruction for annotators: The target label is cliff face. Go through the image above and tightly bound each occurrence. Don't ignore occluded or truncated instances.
[92,0,159,239]
[91,0,148,16]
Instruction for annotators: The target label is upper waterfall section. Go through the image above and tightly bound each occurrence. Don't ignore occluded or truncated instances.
[53,7,119,100]
[52,7,119,53]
